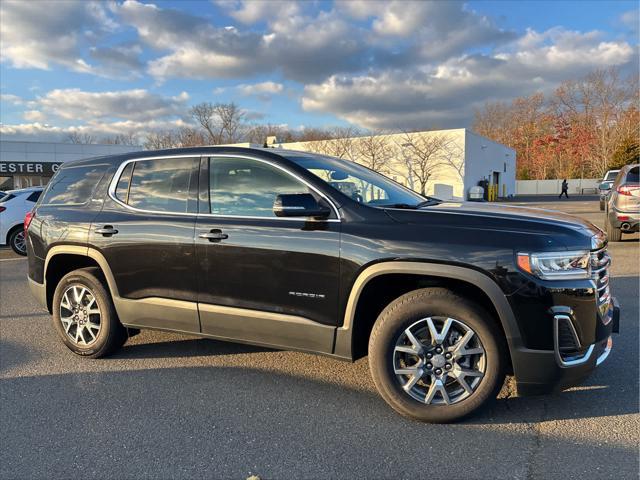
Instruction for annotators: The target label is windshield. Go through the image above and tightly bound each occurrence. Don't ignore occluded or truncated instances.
[604,171,620,181]
[285,152,429,207]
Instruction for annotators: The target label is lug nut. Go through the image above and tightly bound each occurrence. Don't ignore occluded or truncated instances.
[435,347,442,354]
[426,353,433,359]
[435,368,442,375]
[445,352,452,359]
[426,363,433,369]
[445,363,452,370]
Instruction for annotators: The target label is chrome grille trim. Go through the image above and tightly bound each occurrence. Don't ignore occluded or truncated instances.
[591,246,612,325]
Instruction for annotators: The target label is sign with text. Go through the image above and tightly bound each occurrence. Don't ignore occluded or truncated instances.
[0,162,62,176]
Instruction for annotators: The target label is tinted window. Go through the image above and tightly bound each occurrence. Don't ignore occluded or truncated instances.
[127,158,195,213]
[40,165,106,206]
[286,153,425,206]
[626,166,639,183]
[0,193,15,203]
[26,191,42,202]
[115,163,133,203]
[210,157,310,217]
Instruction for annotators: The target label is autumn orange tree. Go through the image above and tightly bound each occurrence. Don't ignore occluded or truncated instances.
[474,68,638,179]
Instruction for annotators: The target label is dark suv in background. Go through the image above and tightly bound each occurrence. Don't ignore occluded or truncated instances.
[26,147,619,422]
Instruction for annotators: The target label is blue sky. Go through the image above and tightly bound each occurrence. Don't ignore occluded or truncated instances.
[0,0,637,142]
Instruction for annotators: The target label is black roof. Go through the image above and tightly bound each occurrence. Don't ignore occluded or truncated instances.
[62,146,304,168]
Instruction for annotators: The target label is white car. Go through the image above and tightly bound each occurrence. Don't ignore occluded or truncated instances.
[0,187,43,255]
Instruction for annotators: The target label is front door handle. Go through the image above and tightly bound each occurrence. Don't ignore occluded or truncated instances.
[198,229,228,242]
[95,226,118,236]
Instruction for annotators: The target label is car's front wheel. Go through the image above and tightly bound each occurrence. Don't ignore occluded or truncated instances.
[605,213,622,242]
[52,267,127,357]
[8,227,27,256]
[599,199,605,211]
[368,287,506,423]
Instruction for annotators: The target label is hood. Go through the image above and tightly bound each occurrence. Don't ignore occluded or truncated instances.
[383,201,604,250]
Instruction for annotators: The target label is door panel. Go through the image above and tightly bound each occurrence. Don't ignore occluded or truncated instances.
[89,156,200,332]
[196,155,341,338]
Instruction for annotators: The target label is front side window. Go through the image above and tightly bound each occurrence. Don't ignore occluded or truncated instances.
[124,158,195,213]
[210,157,311,217]
[40,165,106,206]
[285,153,427,207]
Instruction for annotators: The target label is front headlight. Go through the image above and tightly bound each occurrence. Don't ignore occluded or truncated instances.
[517,250,591,280]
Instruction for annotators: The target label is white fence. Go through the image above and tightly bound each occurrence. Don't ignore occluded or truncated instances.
[516,178,600,195]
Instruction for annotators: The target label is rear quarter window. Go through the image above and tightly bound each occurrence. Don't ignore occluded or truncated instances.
[626,167,639,183]
[39,164,108,206]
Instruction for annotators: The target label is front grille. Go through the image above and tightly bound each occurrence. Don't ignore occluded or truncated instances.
[591,247,612,324]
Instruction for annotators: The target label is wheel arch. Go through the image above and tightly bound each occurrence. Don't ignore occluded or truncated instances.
[334,262,522,367]
[6,223,23,243]
[44,246,120,313]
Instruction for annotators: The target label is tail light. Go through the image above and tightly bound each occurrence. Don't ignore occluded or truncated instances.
[617,184,640,196]
[24,210,35,235]
[0,206,5,213]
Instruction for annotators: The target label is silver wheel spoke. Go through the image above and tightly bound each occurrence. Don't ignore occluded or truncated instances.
[424,378,450,405]
[403,328,424,354]
[426,316,453,344]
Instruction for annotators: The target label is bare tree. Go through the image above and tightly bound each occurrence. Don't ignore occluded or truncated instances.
[354,130,393,173]
[190,102,246,144]
[66,131,96,144]
[144,130,179,150]
[100,132,140,146]
[396,132,454,196]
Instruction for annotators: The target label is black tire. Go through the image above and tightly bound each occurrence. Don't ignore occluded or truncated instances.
[605,214,622,242]
[52,267,127,358]
[599,200,605,211]
[8,226,27,256]
[368,287,506,423]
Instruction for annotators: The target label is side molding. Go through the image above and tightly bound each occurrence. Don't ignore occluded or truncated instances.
[333,261,523,360]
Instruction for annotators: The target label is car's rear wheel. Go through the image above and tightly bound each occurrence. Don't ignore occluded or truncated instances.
[52,267,127,358]
[8,227,27,256]
[369,288,506,423]
[599,199,605,211]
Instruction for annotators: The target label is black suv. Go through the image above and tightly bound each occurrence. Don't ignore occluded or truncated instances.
[27,147,620,422]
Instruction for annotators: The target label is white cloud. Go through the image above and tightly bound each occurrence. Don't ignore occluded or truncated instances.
[23,110,46,122]
[0,0,116,73]
[31,88,190,122]
[0,94,23,105]
[238,81,284,100]
[0,118,193,143]
[302,28,637,130]
[215,0,300,24]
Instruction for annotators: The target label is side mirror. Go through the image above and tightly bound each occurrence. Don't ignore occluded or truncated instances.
[273,193,331,219]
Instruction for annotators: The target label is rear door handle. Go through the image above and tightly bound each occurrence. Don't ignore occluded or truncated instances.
[95,226,118,236]
[198,229,228,242]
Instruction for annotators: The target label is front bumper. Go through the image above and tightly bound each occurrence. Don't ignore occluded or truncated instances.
[514,296,619,396]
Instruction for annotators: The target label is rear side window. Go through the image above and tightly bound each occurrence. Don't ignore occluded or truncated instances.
[0,193,15,203]
[626,167,639,183]
[123,158,195,213]
[40,165,106,206]
[26,191,41,203]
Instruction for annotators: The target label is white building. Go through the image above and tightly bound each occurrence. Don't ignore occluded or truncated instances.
[0,141,142,190]
[237,128,516,200]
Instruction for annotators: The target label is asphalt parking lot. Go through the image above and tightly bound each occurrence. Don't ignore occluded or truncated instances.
[1,197,638,480]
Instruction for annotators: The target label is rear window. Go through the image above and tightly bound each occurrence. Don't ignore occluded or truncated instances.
[117,158,195,213]
[626,167,639,183]
[0,193,15,203]
[605,171,619,181]
[26,191,42,203]
[40,165,107,206]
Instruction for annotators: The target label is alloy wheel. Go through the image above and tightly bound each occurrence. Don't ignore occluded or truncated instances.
[13,231,26,254]
[59,284,102,346]
[393,316,486,405]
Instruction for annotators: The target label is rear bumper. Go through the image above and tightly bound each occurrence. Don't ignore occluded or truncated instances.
[28,277,47,311]
[515,297,619,396]
[610,209,640,231]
